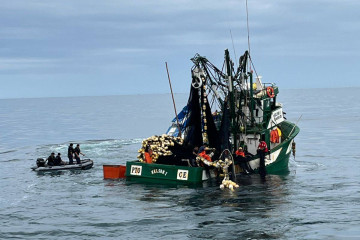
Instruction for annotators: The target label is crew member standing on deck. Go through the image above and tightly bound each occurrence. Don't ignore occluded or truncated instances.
[144,145,153,164]
[190,146,199,167]
[197,143,213,178]
[74,144,85,164]
[257,138,268,180]
[68,143,75,165]
[198,143,212,162]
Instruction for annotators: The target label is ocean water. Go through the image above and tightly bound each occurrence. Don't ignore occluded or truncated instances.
[0,88,359,240]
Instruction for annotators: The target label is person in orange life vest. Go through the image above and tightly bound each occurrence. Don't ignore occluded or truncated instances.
[235,147,245,158]
[144,145,153,164]
[198,143,212,162]
[235,147,249,174]
[257,138,268,180]
[198,143,213,178]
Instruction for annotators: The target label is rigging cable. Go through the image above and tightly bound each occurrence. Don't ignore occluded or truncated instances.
[245,0,259,78]
[230,29,237,68]
[249,55,259,78]
[246,0,251,66]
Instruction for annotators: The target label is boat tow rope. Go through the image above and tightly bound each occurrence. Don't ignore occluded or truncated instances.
[286,114,302,140]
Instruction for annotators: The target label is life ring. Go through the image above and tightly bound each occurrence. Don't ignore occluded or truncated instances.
[266,87,275,98]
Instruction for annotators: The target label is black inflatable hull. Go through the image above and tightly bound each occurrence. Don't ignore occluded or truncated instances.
[31,159,94,172]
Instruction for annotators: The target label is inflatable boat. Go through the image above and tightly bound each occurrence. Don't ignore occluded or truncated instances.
[31,158,94,172]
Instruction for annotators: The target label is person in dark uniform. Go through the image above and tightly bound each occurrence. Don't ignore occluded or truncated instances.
[74,144,85,164]
[47,152,56,166]
[257,137,268,180]
[190,146,199,167]
[68,143,74,165]
[54,153,64,166]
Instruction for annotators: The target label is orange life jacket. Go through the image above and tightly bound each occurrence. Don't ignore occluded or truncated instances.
[235,150,245,157]
[144,152,152,163]
[270,129,279,143]
[270,130,275,143]
[199,151,212,162]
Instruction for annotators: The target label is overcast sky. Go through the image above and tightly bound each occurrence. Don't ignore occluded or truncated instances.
[0,0,359,99]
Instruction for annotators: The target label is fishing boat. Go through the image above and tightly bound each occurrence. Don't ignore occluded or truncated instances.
[107,49,299,185]
[32,158,94,172]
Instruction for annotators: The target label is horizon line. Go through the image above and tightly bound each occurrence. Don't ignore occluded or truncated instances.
[0,86,358,101]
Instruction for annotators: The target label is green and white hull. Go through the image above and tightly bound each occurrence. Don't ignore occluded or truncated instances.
[126,161,207,183]
[245,121,300,174]
[125,121,299,184]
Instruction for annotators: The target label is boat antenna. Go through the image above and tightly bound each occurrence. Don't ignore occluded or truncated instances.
[246,0,251,59]
[230,29,237,68]
[165,62,182,137]
[245,0,259,78]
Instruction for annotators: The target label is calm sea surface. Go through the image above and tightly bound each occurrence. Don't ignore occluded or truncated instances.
[0,88,359,240]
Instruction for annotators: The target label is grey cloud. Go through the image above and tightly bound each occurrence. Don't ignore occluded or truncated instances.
[0,0,359,98]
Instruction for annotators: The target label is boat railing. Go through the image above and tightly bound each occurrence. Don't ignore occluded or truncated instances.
[262,82,276,88]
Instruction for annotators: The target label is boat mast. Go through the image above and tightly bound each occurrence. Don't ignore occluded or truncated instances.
[225,49,237,150]
[165,62,182,137]
[249,70,255,126]
[245,0,255,127]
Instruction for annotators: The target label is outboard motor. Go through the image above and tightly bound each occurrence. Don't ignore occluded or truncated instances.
[36,158,45,167]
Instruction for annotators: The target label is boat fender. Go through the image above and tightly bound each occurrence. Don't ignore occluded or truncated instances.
[292,141,296,158]
[266,86,275,98]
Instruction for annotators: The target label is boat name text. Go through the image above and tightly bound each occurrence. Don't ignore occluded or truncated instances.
[151,168,168,176]
[130,165,142,176]
[273,109,283,122]
[177,170,189,180]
